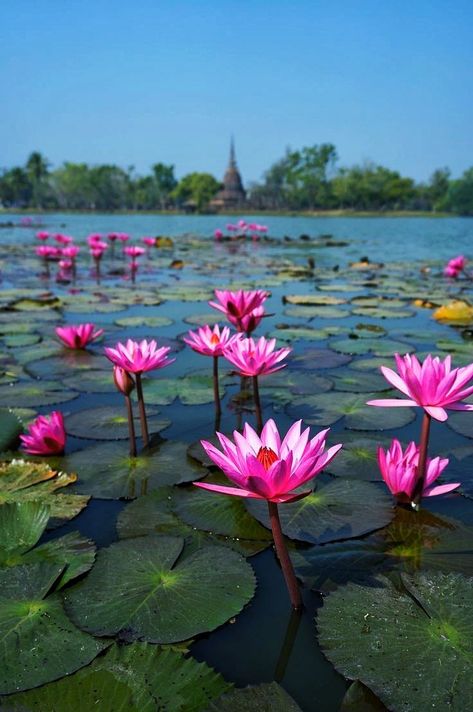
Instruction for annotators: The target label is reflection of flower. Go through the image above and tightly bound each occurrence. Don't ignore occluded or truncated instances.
[184,324,233,357]
[104,338,174,373]
[367,353,473,421]
[55,323,104,349]
[378,439,459,502]
[195,419,342,502]
[209,289,268,332]
[20,411,66,455]
[224,335,291,377]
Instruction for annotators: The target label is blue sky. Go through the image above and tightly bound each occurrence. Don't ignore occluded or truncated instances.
[1,0,472,183]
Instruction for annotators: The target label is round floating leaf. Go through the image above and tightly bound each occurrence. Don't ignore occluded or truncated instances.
[184,312,223,326]
[317,572,473,712]
[0,409,23,451]
[448,412,473,439]
[5,643,230,712]
[0,381,78,407]
[64,535,256,643]
[349,357,392,372]
[15,342,64,366]
[0,562,106,694]
[140,372,226,406]
[339,681,388,712]
[206,682,302,711]
[62,441,208,499]
[65,406,170,440]
[329,338,414,356]
[0,501,50,560]
[173,481,272,541]
[260,368,332,406]
[351,306,414,319]
[116,488,268,557]
[3,333,41,347]
[326,367,389,393]
[27,352,108,378]
[284,305,348,319]
[287,391,415,430]
[0,460,89,523]
[325,434,393,480]
[114,315,173,328]
[291,348,352,370]
[284,294,347,306]
[62,370,116,393]
[246,478,393,544]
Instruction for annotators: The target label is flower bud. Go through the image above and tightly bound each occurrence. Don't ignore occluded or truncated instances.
[113,366,135,395]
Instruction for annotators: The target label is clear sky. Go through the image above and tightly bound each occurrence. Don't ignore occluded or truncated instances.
[1,0,472,183]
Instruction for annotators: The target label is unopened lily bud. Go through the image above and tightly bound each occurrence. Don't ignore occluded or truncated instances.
[113,366,135,395]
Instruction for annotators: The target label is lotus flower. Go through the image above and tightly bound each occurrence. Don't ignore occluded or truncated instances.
[108,232,119,241]
[142,236,156,247]
[118,233,130,242]
[58,259,73,270]
[184,324,233,357]
[20,411,66,455]
[36,231,49,240]
[35,245,57,258]
[224,335,291,377]
[113,365,135,395]
[378,439,459,503]
[195,419,342,502]
[55,323,104,349]
[61,246,80,259]
[104,338,174,373]
[87,233,103,245]
[124,246,146,258]
[209,289,269,332]
[367,353,473,421]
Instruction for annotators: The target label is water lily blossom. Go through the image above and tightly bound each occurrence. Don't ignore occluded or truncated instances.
[124,245,146,258]
[104,338,174,374]
[184,324,233,357]
[367,353,473,422]
[224,335,291,377]
[378,439,459,504]
[444,255,467,278]
[55,323,104,349]
[20,411,66,456]
[196,419,341,503]
[196,419,342,609]
[36,231,49,240]
[209,289,269,332]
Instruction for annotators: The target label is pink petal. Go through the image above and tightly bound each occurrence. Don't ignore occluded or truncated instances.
[366,399,417,407]
[424,406,448,421]
[424,483,461,497]
[193,482,263,498]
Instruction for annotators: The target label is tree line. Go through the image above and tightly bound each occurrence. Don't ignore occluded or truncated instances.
[1,147,472,214]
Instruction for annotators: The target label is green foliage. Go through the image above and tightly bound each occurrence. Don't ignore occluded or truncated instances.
[172,171,220,211]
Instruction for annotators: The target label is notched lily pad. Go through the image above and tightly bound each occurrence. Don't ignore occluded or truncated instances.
[65,406,170,440]
[206,682,302,711]
[64,535,256,643]
[0,381,78,407]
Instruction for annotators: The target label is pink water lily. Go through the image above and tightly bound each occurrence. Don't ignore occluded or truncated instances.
[195,419,342,502]
[367,353,473,421]
[36,231,49,240]
[142,237,156,247]
[224,335,291,377]
[209,289,268,332]
[124,245,146,258]
[104,338,174,373]
[61,245,80,259]
[184,324,233,357]
[378,439,459,503]
[55,323,104,349]
[20,411,66,455]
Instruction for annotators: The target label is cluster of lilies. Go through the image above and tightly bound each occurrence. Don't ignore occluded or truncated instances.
[18,287,470,608]
[35,230,156,282]
[214,220,268,241]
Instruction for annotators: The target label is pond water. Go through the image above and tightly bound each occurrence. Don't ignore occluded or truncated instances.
[0,214,472,711]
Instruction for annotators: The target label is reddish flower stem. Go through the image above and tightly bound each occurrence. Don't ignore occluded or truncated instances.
[213,355,222,418]
[412,412,431,507]
[135,372,149,448]
[124,395,137,458]
[253,375,263,434]
[268,501,302,610]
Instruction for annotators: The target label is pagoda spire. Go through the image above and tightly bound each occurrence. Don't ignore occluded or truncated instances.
[229,137,237,168]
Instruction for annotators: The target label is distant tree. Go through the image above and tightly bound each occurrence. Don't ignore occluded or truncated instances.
[444,167,473,215]
[332,162,415,210]
[90,165,131,210]
[26,151,49,208]
[426,167,451,211]
[152,163,177,209]
[172,172,220,212]
[50,163,96,209]
[0,167,32,207]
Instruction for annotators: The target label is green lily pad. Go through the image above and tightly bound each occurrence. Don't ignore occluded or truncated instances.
[140,372,226,406]
[4,642,230,712]
[284,294,347,306]
[0,501,95,589]
[339,681,388,712]
[206,682,302,711]
[27,352,109,378]
[114,315,173,328]
[15,343,64,366]
[447,412,473,439]
[0,460,89,524]
[325,368,389,393]
[0,409,23,451]
[62,370,116,393]
[0,562,105,694]
[329,338,414,356]
[65,406,170,440]
[291,348,352,370]
[349,357,394,372]
[0,381,78,407]
[287,391,415,430]
[324,435,392,480]
[117,488,269,557]
[61,441,208,499]
[64,536,256,643]
[284,305,348,319]
[3,333,41,348]
[317,572,473,712]
[246,478,393,544]
[351,306,414,319]
[184,312,224,326]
